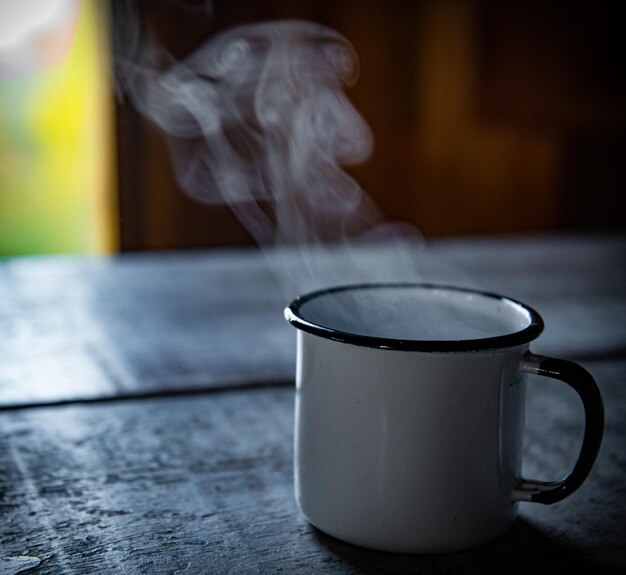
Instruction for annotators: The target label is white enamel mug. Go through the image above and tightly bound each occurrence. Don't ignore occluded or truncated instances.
[284,284,604,554]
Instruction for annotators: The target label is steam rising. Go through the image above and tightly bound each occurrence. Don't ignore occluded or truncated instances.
[116,13,425,295]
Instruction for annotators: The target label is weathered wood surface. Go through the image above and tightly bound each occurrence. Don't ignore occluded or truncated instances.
[1,233,624,407]
[1,233,625,573]
[1,358,625,574]
[0,249,290,408]
[428,233,626,360]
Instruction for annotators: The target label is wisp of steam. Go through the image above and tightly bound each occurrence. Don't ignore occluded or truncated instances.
[115,10,482,337]
[115,14,428,297]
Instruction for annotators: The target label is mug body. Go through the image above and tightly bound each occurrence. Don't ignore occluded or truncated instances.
[286,284,544,553]
[295,331,527,553]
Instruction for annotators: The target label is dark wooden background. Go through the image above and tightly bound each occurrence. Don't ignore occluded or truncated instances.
[111,0,625,252]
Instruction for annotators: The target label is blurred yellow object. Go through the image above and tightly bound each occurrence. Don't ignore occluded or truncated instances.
[0,0,117,256]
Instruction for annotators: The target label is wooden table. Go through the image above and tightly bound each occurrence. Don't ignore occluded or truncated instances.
[1,233,625,574]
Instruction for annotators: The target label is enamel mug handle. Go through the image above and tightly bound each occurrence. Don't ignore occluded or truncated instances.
[514,353,604,504]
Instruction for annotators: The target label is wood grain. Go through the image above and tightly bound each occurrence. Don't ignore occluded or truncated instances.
[0,249,291,407]
[1,234,625,408]
[1,359,624,573]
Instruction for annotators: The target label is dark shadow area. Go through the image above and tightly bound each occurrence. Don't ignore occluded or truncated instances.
[309,517,621,574]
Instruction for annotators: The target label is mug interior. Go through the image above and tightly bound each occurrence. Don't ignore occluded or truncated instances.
[285,284,543,351]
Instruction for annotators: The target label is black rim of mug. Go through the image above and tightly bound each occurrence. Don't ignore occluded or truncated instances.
[284,283,545,352]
